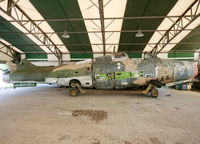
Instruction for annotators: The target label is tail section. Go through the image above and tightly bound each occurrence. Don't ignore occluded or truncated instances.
[17,59,38,70]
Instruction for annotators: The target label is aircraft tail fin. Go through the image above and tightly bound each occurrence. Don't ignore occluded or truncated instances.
[17,59,38,70]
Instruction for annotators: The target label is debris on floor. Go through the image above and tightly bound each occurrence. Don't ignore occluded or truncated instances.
[124,140,132,144]
[150,137,162,144]
[72,110,108,122]
[90,138,100,144]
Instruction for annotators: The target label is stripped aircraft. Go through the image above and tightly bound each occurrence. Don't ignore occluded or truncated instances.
[3,53,199,98]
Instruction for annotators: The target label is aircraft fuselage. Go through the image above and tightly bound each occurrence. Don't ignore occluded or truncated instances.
[4,55,198,90]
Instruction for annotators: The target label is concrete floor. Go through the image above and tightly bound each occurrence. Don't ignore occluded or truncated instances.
[0,85,200,144]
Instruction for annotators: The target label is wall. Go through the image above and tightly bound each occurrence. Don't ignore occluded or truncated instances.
[21,54,71,66]
[0,53,12,62]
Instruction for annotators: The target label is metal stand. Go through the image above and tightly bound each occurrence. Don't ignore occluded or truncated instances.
[68,83,159,98]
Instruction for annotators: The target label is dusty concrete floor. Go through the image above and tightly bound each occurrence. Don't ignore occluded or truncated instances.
[0,85,200,144]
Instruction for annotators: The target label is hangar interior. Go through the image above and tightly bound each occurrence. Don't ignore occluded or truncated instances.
[0,0,200,144]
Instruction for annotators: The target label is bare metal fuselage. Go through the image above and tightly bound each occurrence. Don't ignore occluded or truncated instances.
[3,55,198,90]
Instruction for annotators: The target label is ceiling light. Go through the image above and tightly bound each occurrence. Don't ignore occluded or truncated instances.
[62,31,70,39]
[135,29,144,38]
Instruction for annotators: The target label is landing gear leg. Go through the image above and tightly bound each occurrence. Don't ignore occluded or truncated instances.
[69,88,79,97]
[69,83,85,97]
[150,87,159,98]
[142,83,159,98]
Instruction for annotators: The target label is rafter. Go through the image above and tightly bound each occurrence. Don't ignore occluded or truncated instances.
[0,29,195,35]
[98,0,106,55]
[0,40,19,61]
[4,42,200,47]
[150,0,200,55]
[16,50,200,55]
[0,15,196,23]
[0,0,63,65]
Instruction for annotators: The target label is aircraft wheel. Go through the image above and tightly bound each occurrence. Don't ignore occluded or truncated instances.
[151,88,159,98]
[69,88,79,97]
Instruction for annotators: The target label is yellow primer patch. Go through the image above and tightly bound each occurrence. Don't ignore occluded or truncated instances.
[121,59,142,72]
[53,62,91,72]
[132,77,151,86]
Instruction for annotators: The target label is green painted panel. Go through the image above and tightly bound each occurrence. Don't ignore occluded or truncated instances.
[168,53,194,58]
[128,53,142,58]
[119,0,177,52]
[70,54,93,59]
[14,83,36,87]
[97,71,144,80]
[99,73,108,80]
[115,72,130,80]
[25,54,47,59]
[30,0,92,52]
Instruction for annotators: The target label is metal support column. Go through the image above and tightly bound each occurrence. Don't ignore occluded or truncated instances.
[98,0,106,55]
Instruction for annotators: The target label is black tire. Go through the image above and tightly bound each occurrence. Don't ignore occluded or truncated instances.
[69,80,81,87]
[151,88,159,98]
[150,80,163,88]
[69,88,79,97]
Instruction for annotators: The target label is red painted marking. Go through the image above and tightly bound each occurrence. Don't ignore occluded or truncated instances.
[194,62,198,77]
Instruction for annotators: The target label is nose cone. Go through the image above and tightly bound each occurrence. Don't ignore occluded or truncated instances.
[2,73,10,83]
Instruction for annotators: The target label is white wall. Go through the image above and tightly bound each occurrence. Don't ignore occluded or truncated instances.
[21,54,71,66]
[194,52,200,61]
[0,43,13,62]
[157,53,168,59]
[0,53,12,62]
